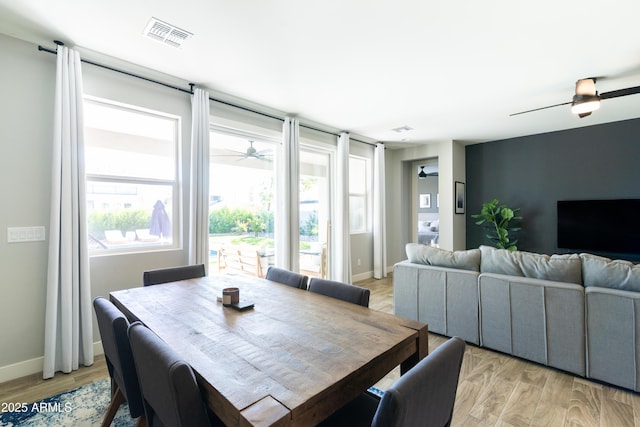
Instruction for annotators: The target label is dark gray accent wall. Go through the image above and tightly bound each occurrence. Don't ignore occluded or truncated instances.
[465,118,640,258]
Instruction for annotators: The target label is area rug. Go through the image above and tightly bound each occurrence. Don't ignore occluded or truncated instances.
[0,379,384,426]
[0,378,134,427]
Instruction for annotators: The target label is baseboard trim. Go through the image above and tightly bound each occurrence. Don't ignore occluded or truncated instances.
[352,271,373,282]
[352,265,394,283]
[0,357,44,384]
[0,341,105,384]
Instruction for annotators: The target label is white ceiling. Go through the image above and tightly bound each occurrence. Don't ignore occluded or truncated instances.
[2,0,640,147]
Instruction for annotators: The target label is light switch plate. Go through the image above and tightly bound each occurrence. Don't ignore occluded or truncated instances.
[7,226,46,243]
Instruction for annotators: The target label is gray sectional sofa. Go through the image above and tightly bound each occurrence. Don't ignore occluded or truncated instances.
[393,243,640,392]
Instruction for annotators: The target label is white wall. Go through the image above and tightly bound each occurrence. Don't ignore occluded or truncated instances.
[452,140,466,250]
[0,34,55,381]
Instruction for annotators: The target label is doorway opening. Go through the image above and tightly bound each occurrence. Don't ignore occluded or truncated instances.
[409,158,439,247]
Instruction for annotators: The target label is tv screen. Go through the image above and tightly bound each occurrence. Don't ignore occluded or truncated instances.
[557,199,640,255]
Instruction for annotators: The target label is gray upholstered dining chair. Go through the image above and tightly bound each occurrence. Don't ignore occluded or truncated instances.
[142,263,205,286]
[265,266,309,290]
[320,336,466,427]
[308,278,370,307]
[93,297,145,427]
[128,322,222,427]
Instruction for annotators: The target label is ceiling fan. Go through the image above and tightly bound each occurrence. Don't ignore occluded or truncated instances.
[418,165,438,178]
[214,140,272,161]
[510,78,640,118]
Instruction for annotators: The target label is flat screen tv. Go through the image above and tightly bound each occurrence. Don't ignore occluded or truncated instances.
[557,199,640,256]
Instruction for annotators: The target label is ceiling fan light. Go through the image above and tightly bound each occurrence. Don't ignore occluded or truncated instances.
[571,95,600,116]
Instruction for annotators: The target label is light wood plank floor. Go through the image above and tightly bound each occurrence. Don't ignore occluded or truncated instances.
[2,274,639,426]
[358,275,640,427]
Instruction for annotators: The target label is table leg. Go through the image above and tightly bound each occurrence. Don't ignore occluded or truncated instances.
[399,320,429,375]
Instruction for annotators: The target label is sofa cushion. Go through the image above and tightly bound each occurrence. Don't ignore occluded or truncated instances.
[406,243,480,272]
[479,246,582,284]
[580,253,640,292]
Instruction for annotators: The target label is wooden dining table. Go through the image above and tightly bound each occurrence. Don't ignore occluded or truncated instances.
[110,274,428,426]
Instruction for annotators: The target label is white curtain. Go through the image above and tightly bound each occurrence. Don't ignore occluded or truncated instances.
[373,143,387,278]
[335,133,352,283]
[43,46,93,379]
[189,88,210,271]
[276,117,300,271]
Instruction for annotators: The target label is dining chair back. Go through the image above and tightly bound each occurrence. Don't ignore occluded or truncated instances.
[128,322,217,427]
[320,336,466,427]
[142,263,205,286]
[265,266,309,290]
[372,336,465,426]
[93,297,144,426]
[308,278,370,307]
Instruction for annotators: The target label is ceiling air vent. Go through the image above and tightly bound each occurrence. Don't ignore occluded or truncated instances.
[143,17,192,48]
[392,125,413,133]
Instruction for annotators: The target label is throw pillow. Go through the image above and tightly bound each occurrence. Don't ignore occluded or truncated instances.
[580,253,640,292]
[479,246,582,284]
[406,243,480,272]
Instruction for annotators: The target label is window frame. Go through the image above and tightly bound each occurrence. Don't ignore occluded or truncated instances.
[348,155,371,235]
[84,96,181,255]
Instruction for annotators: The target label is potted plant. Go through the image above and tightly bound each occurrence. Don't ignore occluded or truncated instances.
[472,199,522,251]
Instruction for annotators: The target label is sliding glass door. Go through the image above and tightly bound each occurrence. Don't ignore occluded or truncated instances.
[208,126,335,278]
[209,128,278,276]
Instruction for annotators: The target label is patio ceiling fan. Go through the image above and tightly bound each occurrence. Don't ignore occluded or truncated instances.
[510,78,640,118]
[214,140,272,162]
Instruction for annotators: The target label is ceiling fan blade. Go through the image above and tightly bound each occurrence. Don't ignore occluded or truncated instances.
[510,101,572,116]
[600,86,640,100]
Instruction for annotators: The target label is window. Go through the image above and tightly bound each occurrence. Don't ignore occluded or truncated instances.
[84,97,180,253]
[349,156,370,234]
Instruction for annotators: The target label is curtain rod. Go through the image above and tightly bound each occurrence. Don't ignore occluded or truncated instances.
[38,45,379,148]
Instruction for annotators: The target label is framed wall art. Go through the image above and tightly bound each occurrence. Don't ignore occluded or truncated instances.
[455,181,465,214]
[419,193,431,208]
